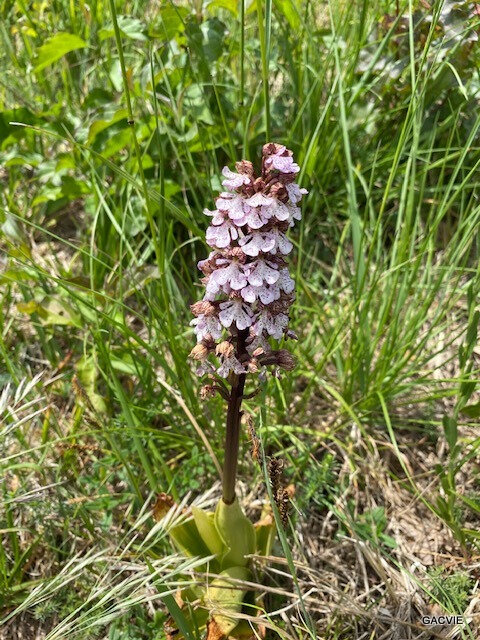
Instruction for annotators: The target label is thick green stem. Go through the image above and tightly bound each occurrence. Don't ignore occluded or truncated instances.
[222,330,248,504]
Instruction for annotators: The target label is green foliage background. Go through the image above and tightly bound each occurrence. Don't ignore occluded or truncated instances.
[1,1,480,638]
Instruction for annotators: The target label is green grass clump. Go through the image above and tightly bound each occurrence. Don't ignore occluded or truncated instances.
[427,566,473,613]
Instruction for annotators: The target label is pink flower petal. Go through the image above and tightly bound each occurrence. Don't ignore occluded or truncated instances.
[244,193,274,207]
[221,166,251,190]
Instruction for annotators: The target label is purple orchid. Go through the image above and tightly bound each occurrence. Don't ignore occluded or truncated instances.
[190,142,306,392]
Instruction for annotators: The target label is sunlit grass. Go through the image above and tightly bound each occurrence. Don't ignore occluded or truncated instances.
[1,0,480,637]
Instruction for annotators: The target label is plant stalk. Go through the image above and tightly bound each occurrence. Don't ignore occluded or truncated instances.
[222,329,248,504]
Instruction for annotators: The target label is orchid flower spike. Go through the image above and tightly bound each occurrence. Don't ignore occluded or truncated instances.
[190,143,307,381]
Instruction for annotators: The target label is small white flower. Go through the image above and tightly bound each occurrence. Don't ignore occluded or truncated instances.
[208,258,247,292]
[252,309,289,339]
[277,268,295,294]
[239,231,276,256]
[286,202,302,227]
[266,200,290,222]
[190,314,223,341]
[243,205,272,229]
[241,284,280,304]
[206,220,239,248]
[222,166,251,190]
[219,299,254,330]
[246,259,279,287]
[203,208,225,225]
[216,193,247,223]
[265,151,300,174]
[244,193,274,207]
[217,354,247,378]
[286,183,308,204]
[196,360,216,376]
[268,228,293,255]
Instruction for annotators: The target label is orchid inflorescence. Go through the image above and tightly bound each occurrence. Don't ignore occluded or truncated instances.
[190,143,306,383]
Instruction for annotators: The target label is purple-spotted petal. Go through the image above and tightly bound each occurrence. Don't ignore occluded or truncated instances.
[217,354,247,377]
[244,206,271,229]
[247,259,279,287]
[219,300,254,330]
[239,232,276,257]
[252,309,289,339]
[278,268,295,294]
[221,166,251,190]
[268,201,290,221]
[216,193,246,222]
[286,183,308,204]
[211,260,247,291]
[206,220,238,248]
[242,283,280,304]
[190,314,222,341]
[265,154,300,174]
[244,193,274,207]
[203,208,225,225]
[268,229,293,255]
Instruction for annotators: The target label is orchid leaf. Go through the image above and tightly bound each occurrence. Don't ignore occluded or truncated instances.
[192,507,226,557]
[254,512,276,557]
[169,517,211,558]
[214,499,255,568]
[206,566,250,638]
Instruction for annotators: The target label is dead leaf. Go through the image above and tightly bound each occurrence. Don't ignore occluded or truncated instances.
[153,492,175,521]
[206,619,225,640]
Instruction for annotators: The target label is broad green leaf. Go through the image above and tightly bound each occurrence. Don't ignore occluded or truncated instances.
[215,498,255,568]
[0,268,32,285]
[254,513,276,557]
[206,566,250,638]
[110,354,138,376]
[200,18,227,63]
[460,402,480,418]
[32,298,81,328]
[170,517,211,558]
[35,33,87,73]
[192,507,225,556]
[98,16,146,41]
[88,109,128,145]
[1,214,26,244]
[273,0,301,29]
[17,300,39,314]
[149,6,188,40]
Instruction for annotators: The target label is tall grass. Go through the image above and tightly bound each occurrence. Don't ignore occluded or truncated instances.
[1,0,480,637]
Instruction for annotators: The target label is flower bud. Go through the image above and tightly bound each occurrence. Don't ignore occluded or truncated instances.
[263,142,286,157]
[235,160,254,178]
[189,343,209,360]
[190,300,216,317]
[216,341,234,358]
[275,349,297,370]
[228,247,246,261]
[200,385,216,399]
[257,349,296,370]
